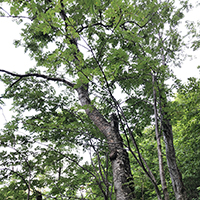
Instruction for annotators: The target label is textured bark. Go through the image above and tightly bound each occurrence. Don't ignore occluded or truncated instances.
[162,115,187,200]
[152,76,169,200]
[76,85,134,200]
[158,30,187,200]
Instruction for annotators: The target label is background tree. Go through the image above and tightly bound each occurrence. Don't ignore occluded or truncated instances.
[171,77,200,200]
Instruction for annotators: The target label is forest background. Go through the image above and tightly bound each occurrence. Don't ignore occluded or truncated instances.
[0,0,200,199]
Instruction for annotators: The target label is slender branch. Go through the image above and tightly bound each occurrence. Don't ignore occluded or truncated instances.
[77,22,113,33]
[0,167,30,191]
[0,69,75,88]
[0,7,31,20]
[0,15,31,19]
[88,145,107,198]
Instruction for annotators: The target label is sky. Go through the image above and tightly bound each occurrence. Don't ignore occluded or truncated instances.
[0,2,200,126]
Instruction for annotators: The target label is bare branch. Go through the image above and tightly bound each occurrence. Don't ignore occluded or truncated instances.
[0,7,31,20]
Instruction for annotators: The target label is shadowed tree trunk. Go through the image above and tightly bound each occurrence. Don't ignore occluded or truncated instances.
[36,191,42,200]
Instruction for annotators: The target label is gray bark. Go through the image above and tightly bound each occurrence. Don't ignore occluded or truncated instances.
[162,117,187,200]
[152,75,169,200]
[76,85,134,200]
[158,30,187,200]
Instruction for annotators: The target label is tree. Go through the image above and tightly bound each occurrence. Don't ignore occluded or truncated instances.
[0,0,195,199]
[171,78,200,200]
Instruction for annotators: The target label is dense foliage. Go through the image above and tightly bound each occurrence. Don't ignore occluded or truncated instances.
[0,0,199,199]
[172,78,200,200]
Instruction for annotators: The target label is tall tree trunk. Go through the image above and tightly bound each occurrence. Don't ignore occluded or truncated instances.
[61,4,134,197]
[157,29,187,200]
[76,85,135,200]
[152,75,170,200]
[161,114,187,200]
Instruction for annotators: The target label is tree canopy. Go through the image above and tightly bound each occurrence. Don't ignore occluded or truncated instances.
[0,0,200,199]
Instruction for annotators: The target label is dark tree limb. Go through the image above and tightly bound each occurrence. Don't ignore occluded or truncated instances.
[0,69,75,87]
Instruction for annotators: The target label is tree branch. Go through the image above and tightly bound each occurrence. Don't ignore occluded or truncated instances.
[77,22,113,33]
[0,167,30,191]
[0,7,31,20]
[0,69,75,88]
